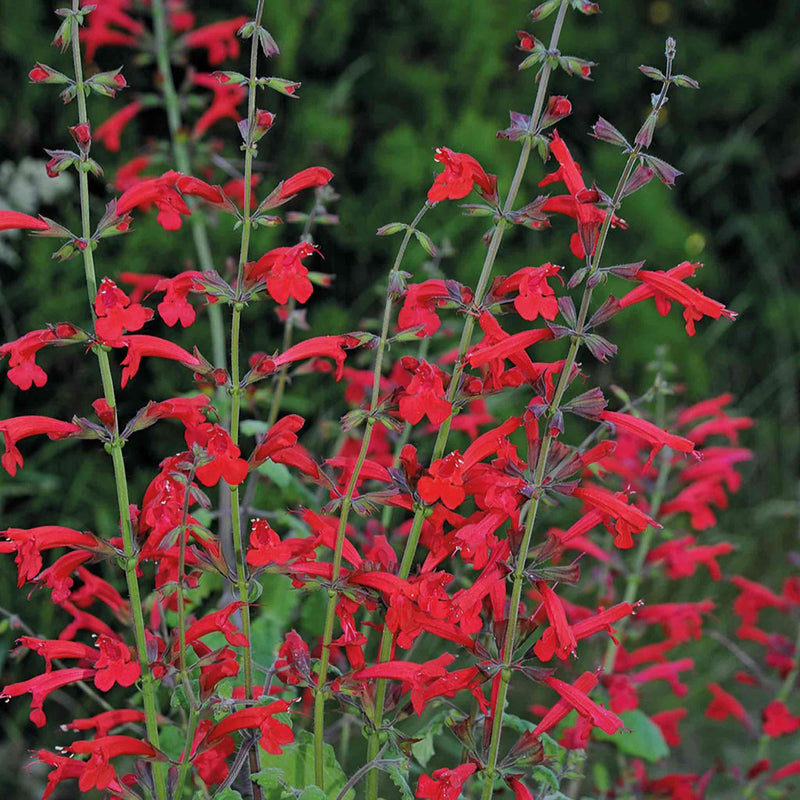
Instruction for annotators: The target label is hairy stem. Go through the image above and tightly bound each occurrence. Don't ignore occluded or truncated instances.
[313,202,430,786]
[69,5,167,799]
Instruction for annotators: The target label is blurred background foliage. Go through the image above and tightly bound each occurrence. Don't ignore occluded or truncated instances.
[0,0,798,796]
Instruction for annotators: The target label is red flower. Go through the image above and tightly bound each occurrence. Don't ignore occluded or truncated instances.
[94,101,142,152]
[1,668,96,727]
[705,682,750,728]
[762,701,800,737]
[185,601,249,648]
[190,423,249,486]
[116,171,226,231]
[118,335,201,388]
[618,262,737,336]
[1,327,72,390]
[397,279,457,337]
[68,736,158,792]
[0,210,50,232]
[94,278,153,345]
[154,270,209,327]
[416,763,476,800]
[600,409,696,468]
[0,416,81,476]
[398,360,451,426]
[63,708,147,738]
[80,1,144,61]
[93,635,140,692]
[572,484,660,548]
[278,166,334,200]
[540,130,626,258]
[543,674,624,735]
[247,242,320,305]
[192,72,246,138]
[651,708,688,746]
[427,147,494,203]
[496,263,562,321]
[185,17,249,65]
[206,700,294,754]
[249,335,360,382]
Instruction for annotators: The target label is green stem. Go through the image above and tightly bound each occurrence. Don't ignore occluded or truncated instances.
[226,3,265,797]
[69,5,167,799]
[313,202,430,786]
[174,706,200,800]
[150,0,227,378]
[479,43,674,798]
[367,7,572,798]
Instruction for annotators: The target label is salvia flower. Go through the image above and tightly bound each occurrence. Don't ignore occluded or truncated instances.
[427,147,494,203]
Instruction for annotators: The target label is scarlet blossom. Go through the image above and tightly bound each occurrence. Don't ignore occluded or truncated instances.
[249,335,360,382]
[427,146,494,203]
[397,279,459,337]
[278,166,334,200]
[34,749,123,800]
[539,130,626,258]
[191,72,246,138]
[647,535,733,580]
[762,700,800,737]
[0,210,50,231]
[189,423,248,486]
[80,0,144,61]
[247,242,320,305]
[28,63,59,83]
[185,17,249,65]
[223,173,262,211]
[651,708,688,746]
[93,635,140,691]
[118,335,201,388]
[637,601,715,643]
[15,636,98,671]
[496,263,562,321]
[415,763,476,800]
[116,170,226,231]
[68,736,158,792]
[1,324,81,390]
[600,409,696,468]
[248,414,320,479]
[398,360,451,426]
[206,700,294,755]
[1,668,96,727]
[572,484,660,548]
[185,601,249,648]
[705,682,750,728]
[0,416,81,476]
[246,519,316,567]
[154,270,209,327]
[618,262,737,336]
[94,101,142,152]
[63,708,147,738]
[543,674,624,735]
[94,277,153,345]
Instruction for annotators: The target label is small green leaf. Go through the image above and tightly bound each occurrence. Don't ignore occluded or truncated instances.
[592,709,669,762]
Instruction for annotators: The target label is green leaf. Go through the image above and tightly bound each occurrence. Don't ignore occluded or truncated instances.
[592,709,669,763]
[531,765,559,791]
[213,790,245,800]
[501,712,537,735]
[158,725,186,760]
[384,753,415,800]
[256,731,354,799]
[257,458,293,489]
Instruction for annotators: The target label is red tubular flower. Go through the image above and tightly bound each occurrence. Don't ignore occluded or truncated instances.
[415,763,476,800]
[1,328,57,390]
[398,360,452,426]
[651,708,688,746]
[0,210,50,231]
[1,668,96,727]
[116,170,226,231]
[397,279,458,337]
[705,682,750,728]
[184,601,249,648]
[600,409,696,468]
[496,263,562,321]
[63,708,147,738]
[427,146,494,202]
[540,130,626,258]
[206,700,294,754]
[15,636,98,671]
[249,414,320,479]
[543,674,625,735]
[354,653,455,716]
[189,423,248,486]
[247,242,321,305]
[192,72,246,138]
[535,581,577,658]
[94,277,153,345]
[93,635,140,691]
[572,484,660,548]
[185,17,249,65]
[68,736,158,792]
[762,701,800,737]
[94,101,142,152]
[618,262,737,335]
[118,335,201,388]
[278,166,334,199]
[80,1,144,61]
[153,270,209,327]
[0,416,81,476]
[250,335,360,382]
